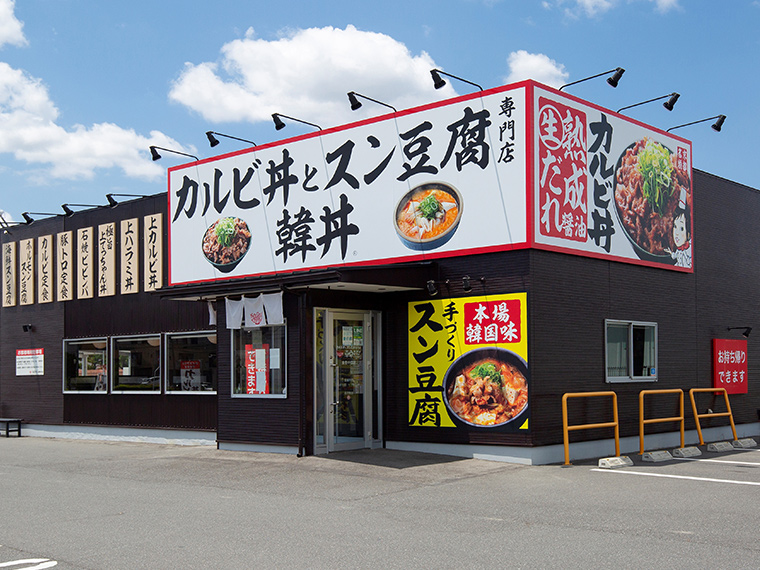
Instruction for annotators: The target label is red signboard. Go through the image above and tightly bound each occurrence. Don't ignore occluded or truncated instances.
[245,343,269,394]
[537,97,588,243]
[712,338,748,394]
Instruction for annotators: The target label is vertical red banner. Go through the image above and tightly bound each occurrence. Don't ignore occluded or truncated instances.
[536,97,588,242]
[245,343,269,394]
[712,339,748,394]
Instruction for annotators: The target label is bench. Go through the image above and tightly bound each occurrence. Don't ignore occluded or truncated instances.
[0,418,22,437]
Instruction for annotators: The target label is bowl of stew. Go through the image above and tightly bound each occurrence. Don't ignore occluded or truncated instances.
[394,181,463,251]
[442,347,529,428]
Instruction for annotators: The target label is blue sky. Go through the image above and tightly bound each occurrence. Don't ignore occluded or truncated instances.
[0,0,757,221]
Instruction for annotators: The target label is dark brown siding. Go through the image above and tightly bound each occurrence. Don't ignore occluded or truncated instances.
[216,293,302,446]
[0,196,216,431]
[384,250,533,446]
[383,171,760,449]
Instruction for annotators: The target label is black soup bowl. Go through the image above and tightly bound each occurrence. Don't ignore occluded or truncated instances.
[442,346,529,428]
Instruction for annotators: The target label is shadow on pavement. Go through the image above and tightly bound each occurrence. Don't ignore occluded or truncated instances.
[319,448,467,469]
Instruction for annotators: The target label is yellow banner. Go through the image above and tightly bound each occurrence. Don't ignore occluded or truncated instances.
[408,292,528,428]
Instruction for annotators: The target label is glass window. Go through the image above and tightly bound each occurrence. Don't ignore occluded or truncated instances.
[605,320,657,383]
[166,332,218,393]
[63,338,108,392]
[232,325,286,397]
[112,335,161,393]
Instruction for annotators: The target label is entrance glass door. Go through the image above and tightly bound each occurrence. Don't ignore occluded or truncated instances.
[331,313,366,449]
[314,309,380,453]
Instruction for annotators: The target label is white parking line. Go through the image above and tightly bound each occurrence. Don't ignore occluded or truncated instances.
[0,560,57,569]
[674,457,760,466]
[591,468,760,486]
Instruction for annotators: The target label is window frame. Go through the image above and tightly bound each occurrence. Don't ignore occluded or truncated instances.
[164,330,218,395]
[62,337,110,394]
[230,322,287,399]
[604,319,658,383]
[110,333,163,394]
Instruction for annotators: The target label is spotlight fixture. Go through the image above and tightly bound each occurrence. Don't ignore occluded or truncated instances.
[462,276,472,293]
[617,92,680,114]
[271,113,322,131]
[667,115,726,133]
[347,91,397,113]
[727,326,752,338]
[559,67,625,91]
[205,131,256,148]
[429,69,483,91]
[426,280,438,296]
[106,194,150,207]
[61,203,100,216]
[149,145,199,162]
[22,324,33,332]
[21,212,58,224]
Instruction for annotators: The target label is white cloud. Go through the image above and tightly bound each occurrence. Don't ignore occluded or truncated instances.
[650,0,680,13]
[169,25,454,128]
[545,0,680,17]
[0,0,26,48]
[0,62,181,181]
[503,50,569,88]
[574,0,615,17]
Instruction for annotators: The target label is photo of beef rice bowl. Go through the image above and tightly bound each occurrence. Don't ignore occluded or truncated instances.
[201,217,251,272]
[614,138,691,262]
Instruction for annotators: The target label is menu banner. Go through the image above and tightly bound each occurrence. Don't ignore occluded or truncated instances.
[3,241,16,307]
[532,85,693,272]
[168,84,529,285]
[408,292,529,432]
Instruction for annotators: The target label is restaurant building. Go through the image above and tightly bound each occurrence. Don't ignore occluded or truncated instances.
[2,80,757,463]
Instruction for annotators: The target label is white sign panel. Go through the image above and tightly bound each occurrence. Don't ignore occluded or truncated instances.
[144,213,162,291]
[120,218,139,294]
[16,348,44,376]
[3,241,16,307]
[97,222,116,297]
[532,85,694,272]
[37,234,53,303]
[168,85,529,285]
[19,238,34,305]
[77,227,94,299]
[57,231,73,301]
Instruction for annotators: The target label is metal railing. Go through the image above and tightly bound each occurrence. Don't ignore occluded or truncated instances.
[562,391,619,466]
[638,389,684,454]
[688,388,737,445]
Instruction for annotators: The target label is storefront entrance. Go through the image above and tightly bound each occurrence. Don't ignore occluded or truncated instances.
[314,309,382,454]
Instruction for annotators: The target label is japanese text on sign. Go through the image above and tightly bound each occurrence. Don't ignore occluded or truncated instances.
[408,293,528,429]
[169,88,528,285]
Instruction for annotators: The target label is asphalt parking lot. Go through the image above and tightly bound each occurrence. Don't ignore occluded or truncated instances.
[2,437,760,569]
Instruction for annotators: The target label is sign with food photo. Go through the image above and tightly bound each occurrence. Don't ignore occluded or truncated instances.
[407,292,529,432]
[532,85,694,272]
[167,84,529,286]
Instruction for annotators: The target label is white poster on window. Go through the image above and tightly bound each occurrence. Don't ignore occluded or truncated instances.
[180,360,201,390]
